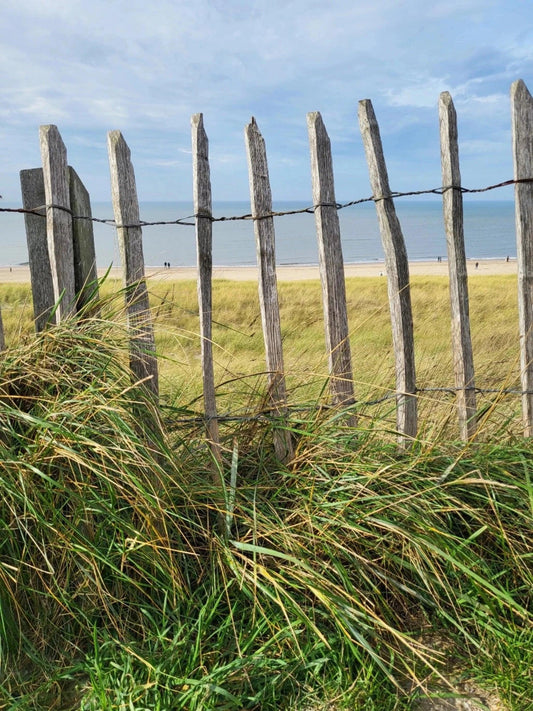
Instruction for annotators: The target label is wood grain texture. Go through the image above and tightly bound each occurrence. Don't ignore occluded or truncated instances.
[39,125,76,321]
[20,167,56,331]
[439,92,477,440]
[245,117,293,462]
[307,112,355,415]
[192,113,222,466]
[358,100,417,444]
[511,79,533,436]
[107,130,159,400]
[69,166,99,312]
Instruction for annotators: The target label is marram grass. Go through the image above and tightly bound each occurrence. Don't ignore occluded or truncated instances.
[0,281,531,709]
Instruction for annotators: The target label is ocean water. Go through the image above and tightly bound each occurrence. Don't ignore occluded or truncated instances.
[0,200,517,268]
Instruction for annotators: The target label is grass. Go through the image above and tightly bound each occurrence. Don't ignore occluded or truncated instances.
[0,276,531,709]
[0,275,522,407]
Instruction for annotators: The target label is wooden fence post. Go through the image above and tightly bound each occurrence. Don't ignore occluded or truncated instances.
[307,112,356,416]
[107,130,159,401]
[511,79,533,437]
[358,99,417,445]
[20,168,56,331]
[39,125,76,321]
[69,167,99,311]
[439,92,477,440]
[192,113,223,469]
[245,117,293,463]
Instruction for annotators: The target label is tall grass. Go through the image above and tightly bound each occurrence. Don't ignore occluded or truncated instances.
[0,275,523,417]
[0,278,531,708]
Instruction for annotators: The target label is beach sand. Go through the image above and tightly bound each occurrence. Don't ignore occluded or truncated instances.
[0,259,517,285]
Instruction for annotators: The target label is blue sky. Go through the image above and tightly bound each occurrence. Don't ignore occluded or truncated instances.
[1,0,532,203]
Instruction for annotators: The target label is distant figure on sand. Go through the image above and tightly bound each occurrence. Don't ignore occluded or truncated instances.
[475,262,479,269]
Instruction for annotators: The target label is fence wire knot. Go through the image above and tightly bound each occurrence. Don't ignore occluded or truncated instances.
[3,176,532,229]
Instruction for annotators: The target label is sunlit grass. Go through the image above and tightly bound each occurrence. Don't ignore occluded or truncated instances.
[0,274,521,399]
[0,274,531,709]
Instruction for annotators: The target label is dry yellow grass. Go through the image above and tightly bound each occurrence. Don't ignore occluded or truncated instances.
[0,274,523,436]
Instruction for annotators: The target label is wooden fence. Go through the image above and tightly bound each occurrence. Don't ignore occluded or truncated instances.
[3,79,533,457]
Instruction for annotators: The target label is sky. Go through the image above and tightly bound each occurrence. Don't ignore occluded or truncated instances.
[1,0,533,204]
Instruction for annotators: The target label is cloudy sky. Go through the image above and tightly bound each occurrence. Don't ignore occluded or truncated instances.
[1,0,532,204]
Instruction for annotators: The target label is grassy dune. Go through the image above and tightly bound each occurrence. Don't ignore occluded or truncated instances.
[114,274,521,438]
[0,275,531,709]
[0,274,521,403]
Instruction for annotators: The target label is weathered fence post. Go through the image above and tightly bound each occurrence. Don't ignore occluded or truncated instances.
[358,99,417,445]
[439,92,477,440]
[20,165,98,328]
[107,131,159,400]
[245,117,293,463]
[39,125,76,321]
[69,167,99,311]
[511,79,533,437]
[307,112,355,417]
[20,168,56,331]
[192,113,223,469]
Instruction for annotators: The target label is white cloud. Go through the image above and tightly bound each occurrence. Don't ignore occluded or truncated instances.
[0,0,532,201]
[460,137,509,155]
[383,77,453,109]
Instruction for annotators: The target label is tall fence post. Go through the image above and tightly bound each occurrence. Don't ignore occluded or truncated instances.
[69,166,99,311]
[511,79,533,437]
[39,125,76,321]
[439,92,477,440]
[107,130,159,401]
[245,117,293,463]
[307,111,355,417]
[358,100,417,445]
[20,168,56,331]
[192,113,223,471]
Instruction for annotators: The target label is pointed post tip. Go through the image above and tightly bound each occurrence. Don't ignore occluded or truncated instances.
[246,116,262,135]
[107,129,122,140]
[39,124,67,158]
[107,130,127,150]
[306,111,325,133]
[511,79,530,100]
[39,124,63,144]
[358,99,378,129]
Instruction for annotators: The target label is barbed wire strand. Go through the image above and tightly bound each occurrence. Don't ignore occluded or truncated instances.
[1,177,531,229]
[2,177,529,425]
[161,385,529,426]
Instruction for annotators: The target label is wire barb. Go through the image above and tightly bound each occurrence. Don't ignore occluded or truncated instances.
[2,177,530,229]
[161,384,530,427]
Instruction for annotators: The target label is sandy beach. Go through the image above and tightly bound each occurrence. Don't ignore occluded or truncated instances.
[0,259,517,285]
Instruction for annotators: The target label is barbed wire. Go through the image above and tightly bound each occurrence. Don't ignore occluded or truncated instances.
[161,384,527,426]
[1,178,528,429]
[1,177,530,230]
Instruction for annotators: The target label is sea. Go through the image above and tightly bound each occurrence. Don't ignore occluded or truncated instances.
[0,200,518,268]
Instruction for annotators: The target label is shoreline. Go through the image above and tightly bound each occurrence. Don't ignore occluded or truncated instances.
[0,259,517,284]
